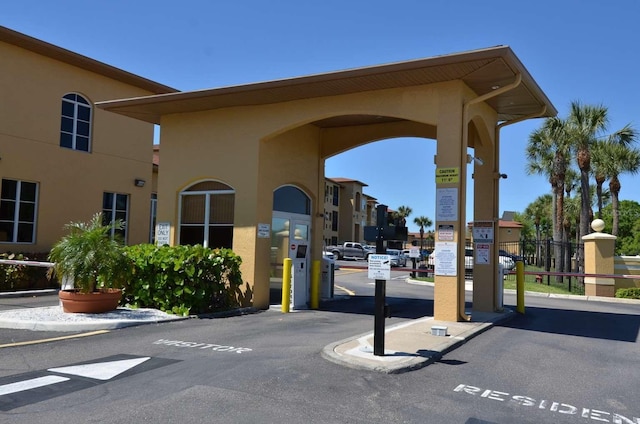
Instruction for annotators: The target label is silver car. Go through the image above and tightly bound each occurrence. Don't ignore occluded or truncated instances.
[386,249,407,267]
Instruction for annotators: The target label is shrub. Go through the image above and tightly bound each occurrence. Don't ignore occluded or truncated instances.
[615,287,640,299]
[122,244,244,316]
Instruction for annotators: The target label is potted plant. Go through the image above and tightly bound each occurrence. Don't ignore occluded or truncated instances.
[48,213,130,313]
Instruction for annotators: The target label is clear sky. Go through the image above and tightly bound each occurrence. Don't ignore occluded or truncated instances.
[4,1,640,233]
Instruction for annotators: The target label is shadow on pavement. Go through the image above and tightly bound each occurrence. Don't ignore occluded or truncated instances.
[497,306,640,342]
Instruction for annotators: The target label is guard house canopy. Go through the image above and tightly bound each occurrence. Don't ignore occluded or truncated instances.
[97,45,556,321]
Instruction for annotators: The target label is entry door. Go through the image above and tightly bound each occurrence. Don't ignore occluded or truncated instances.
[270,212,310,309]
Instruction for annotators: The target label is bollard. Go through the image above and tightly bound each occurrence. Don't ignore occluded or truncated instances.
[282,258,292,313]
[516,261,525,314]
[310,259,320,309]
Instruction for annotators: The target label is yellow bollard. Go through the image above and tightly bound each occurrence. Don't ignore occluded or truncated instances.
[310,260,321,309]
[282,258,292,313]
[516,261,525,314]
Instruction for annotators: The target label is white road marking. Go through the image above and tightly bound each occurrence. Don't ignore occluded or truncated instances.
[48,357,151,381]
[0,376,69,396]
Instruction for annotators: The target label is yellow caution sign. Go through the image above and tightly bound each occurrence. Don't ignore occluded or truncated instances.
[435,167,460,184]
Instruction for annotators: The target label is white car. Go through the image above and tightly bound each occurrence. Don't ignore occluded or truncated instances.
[386,249,407,267]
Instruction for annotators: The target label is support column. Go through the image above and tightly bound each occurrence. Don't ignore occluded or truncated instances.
[583,219,617,297]
[433,83,469,322]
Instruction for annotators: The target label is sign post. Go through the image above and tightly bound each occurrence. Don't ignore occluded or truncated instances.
[373,204,388,356]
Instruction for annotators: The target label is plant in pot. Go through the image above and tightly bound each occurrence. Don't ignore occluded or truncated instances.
[48,213,130,313]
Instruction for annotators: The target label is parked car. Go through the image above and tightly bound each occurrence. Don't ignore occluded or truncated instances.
[386,249,407,267]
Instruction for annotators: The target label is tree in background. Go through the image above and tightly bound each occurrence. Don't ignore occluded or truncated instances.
[393,205,412,227]
[523,195,552,266]
[602,200,640,255]
[527,117,571,274]
[413,216,433,253]
[592,141,640,235]
[566,101,637,240]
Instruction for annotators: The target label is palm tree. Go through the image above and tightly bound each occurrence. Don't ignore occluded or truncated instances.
[523,194,552,266]
[394,205,412,227]
[565,101,636,239]
[526,117,571,274]
[597,141,640,235]
[413,216,433,253]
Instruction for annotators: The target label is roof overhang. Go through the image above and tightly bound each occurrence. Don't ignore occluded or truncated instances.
[96,45,557,125]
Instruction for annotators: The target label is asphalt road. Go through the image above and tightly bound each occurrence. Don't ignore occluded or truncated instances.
[0,269,639,423]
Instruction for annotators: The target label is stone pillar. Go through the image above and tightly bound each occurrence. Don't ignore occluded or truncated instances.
[582,219,617,297]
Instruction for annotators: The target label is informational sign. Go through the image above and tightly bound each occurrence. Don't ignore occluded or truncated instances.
[368,254,391,280]
[476,243,490,265]
[408,248,420,258]
[438,224,454,241]
[472,221,494,243]
[436,188,458,221]
[435,167,460,184]
[156,222,170,246]
[257,223,270,238]
[434,242,457,276]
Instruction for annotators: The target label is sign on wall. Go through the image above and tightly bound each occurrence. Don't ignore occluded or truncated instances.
[156,222,171,246]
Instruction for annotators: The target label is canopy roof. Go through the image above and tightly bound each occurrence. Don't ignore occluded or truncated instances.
[96,45,556,125]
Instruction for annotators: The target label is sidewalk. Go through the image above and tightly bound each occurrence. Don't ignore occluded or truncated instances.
[322,308,514,374]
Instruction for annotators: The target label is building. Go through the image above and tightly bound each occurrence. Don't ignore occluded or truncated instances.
[0,26,176,253]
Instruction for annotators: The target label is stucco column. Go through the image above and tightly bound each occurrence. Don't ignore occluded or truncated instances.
[433,83,468,322]
[582,219,617,297]
[470,124,498,312]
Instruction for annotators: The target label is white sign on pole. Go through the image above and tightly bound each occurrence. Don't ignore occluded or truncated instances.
[368,254,391,280]
[436,188,458,221]
[476,243,490,265]
[408,248,420,258]
[434,242,457,276]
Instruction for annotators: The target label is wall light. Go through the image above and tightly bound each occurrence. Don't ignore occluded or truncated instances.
[134,178,146,187]
[466,154,484,166]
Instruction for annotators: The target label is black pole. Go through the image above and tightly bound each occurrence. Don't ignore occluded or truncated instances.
[374,204,387,356]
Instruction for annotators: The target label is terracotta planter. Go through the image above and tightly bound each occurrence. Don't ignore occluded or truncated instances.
[58,288,123,314]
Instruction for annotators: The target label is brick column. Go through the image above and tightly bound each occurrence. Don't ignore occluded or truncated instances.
[582,219,617,297]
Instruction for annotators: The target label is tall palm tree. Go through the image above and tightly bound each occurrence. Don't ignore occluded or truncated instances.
[413,216,433,253]
[565,102,636,239]
[597,141,640,235]
[526,117,571,273]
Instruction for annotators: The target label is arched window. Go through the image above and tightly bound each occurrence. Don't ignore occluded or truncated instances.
[273,185,310,215]
[60,93,92,152]
[179,181,234,248]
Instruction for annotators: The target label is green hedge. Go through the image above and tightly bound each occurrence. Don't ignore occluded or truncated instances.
[122,244,244,316]
[615,287,640,299]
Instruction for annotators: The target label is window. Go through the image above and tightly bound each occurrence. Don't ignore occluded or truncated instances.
[60,93,92,152]
[0,179,38,243]
[332,185,339,206]
[102,192,129,241]
[332,211,338,231]
[355,192,361,211]
[179,181,234,248]
[149,193,157,243]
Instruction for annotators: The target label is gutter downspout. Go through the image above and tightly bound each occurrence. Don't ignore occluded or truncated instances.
[459,73,522,321]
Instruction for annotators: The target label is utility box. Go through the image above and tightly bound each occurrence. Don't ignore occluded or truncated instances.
[321,258,335,299]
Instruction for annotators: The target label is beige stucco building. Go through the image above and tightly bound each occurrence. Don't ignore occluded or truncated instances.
[0,26,176,253]
[99,45,556,321]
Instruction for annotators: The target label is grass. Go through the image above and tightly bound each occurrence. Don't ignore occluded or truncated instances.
[410,265,584,296]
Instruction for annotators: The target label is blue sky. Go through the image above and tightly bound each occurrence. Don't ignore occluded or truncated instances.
[4,1,640,232]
